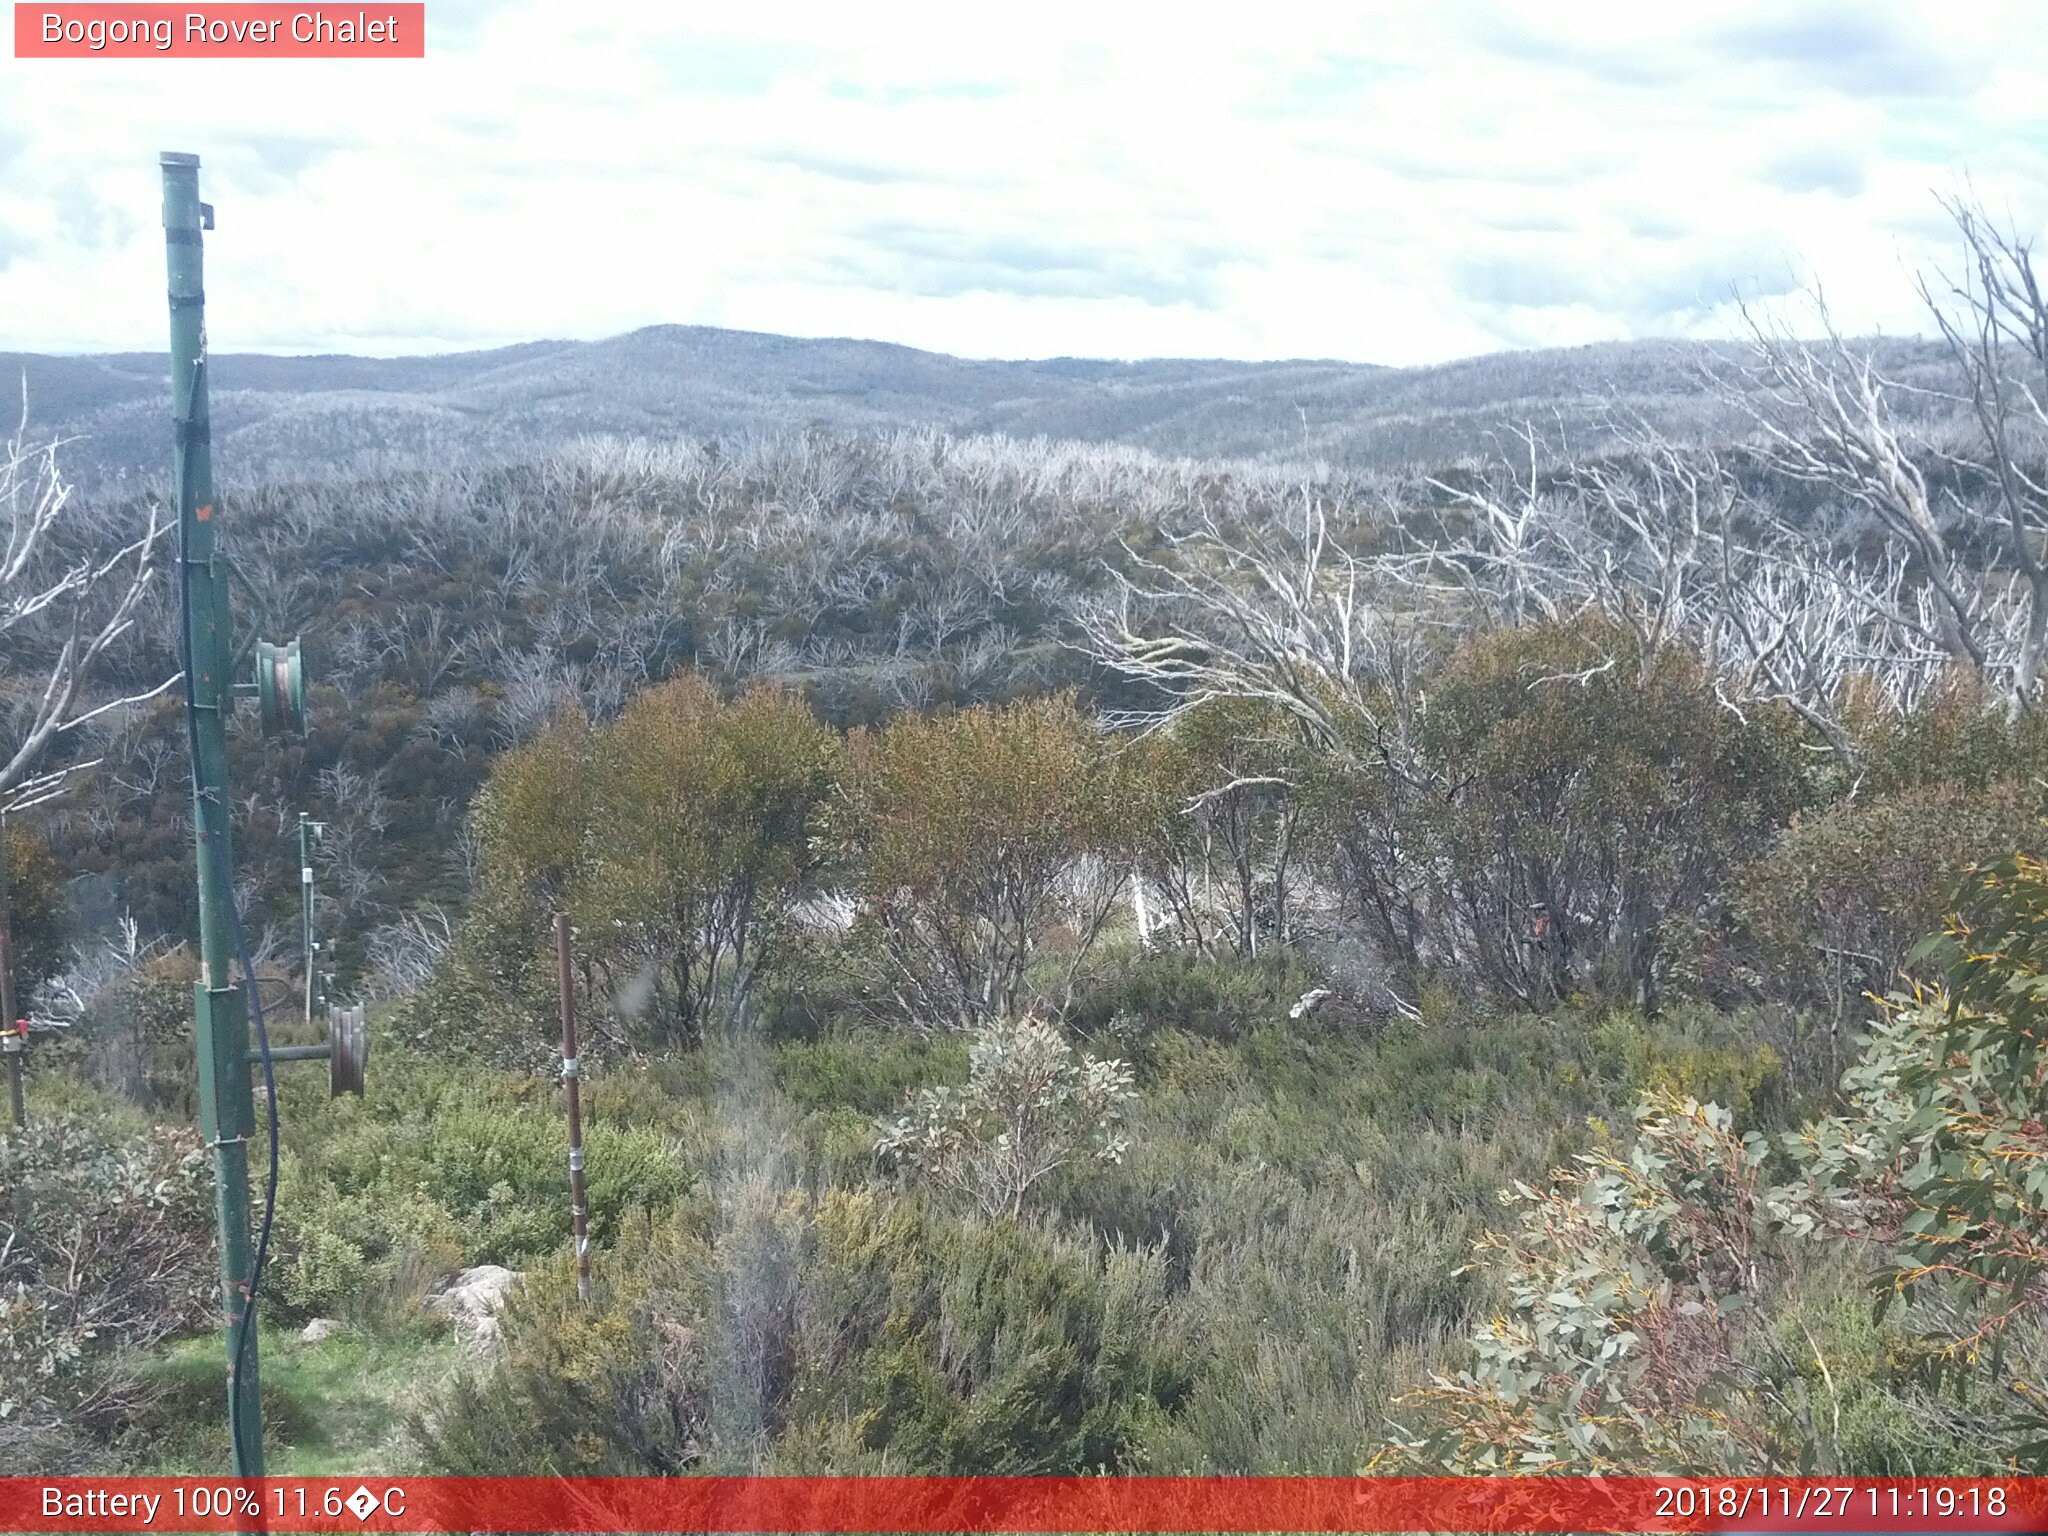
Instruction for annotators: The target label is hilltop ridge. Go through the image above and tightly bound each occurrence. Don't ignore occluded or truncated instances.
[4,323,1954,487]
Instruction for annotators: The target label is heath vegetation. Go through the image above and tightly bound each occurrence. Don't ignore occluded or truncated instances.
[6,196,2048,1477]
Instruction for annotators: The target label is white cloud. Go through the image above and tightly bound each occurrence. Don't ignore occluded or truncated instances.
[0,0,2042,363]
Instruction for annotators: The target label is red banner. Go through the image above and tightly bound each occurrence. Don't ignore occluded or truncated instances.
[12,5,424,58]
[1,1477,2041,1533]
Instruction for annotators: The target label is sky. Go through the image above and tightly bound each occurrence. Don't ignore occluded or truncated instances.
[1,0,2044,365]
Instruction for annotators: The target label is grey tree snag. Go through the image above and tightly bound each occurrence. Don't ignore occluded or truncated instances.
[0,386,173,807]
[1922,193,2048,715]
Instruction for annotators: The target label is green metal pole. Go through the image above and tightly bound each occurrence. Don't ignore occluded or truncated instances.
[298,812,315,1027]
[163,149,264,1477]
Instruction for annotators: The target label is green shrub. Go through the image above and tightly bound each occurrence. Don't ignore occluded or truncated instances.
[397,880,559,1071]
[1845,674,2048,798]
[416,1215,716,1476]
[53,953,198,1116]
[775,1189,1188,1474]
[416,677,839,1060]
[1,1102,213,1471]
[268,1047,692,1319]
[1734,780,2043,1016]
[419,1189,1189,1476]
[2,821,70,1001]
[1387,848,2048,1477]
[772,1031,964,1117]
[1066,948,1312,1044]
[1756,1266,2009,1475]
[1791,850,2048,1449]
[1588,1007,1790,1128]
[1381,1094,1816,1474]
[838,694,1134,1027]
[1121,699,1309,961]
[877,1016,1137,1219]
[1311,616,1808,1010]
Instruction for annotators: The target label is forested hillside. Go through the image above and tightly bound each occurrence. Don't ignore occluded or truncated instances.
[4,326,1966,488]
[7,201,2048,1480]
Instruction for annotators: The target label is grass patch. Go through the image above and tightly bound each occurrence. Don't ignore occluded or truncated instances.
[123,1320,463,1475]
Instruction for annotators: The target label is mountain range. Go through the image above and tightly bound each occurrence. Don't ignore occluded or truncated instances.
[3,323,1954,489]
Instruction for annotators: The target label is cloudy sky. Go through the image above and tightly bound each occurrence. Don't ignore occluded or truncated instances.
[2,0,2043,364]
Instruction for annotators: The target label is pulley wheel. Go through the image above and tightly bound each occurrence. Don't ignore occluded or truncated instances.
[255,636,309,737]
[328,1003,368,1097]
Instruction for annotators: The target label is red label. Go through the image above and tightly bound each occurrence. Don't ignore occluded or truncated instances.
[0,1477,2041,1533]
[13,4,424,56]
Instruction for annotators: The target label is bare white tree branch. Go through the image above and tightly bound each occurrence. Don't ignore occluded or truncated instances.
[0,384,172,801]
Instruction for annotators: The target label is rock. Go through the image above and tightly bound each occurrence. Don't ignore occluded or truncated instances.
[426,1264,522,1340]
[1289,988,1334,1020]
[298,1317,342,1344]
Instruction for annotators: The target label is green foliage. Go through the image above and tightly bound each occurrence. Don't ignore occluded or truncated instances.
[1429,621,1806,999]
[50,953,198,1115]
[420,1189,1187,1476]
[36,975,1875,1477]
[1753,1267,2009,1475]
[403,1004,1766,1477]
[0,1102,213,1471]
[1385,1093,1809,1473]
[1311,617,1808,1009]
[840,694,1133,1026]
[1843,674,2048,799]
[789,1191,1186,1473]
[1734,780,2043,1014]
[1791,851,2048,1446]
[1067,947,1313,1045]
[1395,850,2048,1476]
[415,1216,717,1476]
[581,676,837,1046]
[877,1015,1137,1219]
[473,704,592,905]
[398,879,559,1069]
[1124,700,1308,959]
[268,1047,692,1319]
[1587,1008,1790,1128]
[1,822,68,1002]
[430,676,838,1056]
[771,1030,967,1117]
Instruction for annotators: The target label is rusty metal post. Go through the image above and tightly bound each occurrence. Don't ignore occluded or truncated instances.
[298,813,320,1027]
[2,1028,22,1134]
[554,912,592,1303]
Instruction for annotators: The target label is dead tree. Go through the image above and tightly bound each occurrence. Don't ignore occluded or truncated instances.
[1756,332,1971,642]
[1079,481,1418,754]
[1,387,172,805]
[1920,193,2048,710]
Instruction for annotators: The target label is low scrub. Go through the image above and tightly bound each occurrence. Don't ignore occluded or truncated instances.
[418,1190,1190,1476]
[0,1102,213,1472]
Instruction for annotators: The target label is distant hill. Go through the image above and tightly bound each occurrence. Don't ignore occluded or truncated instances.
[2,324,1957,489]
